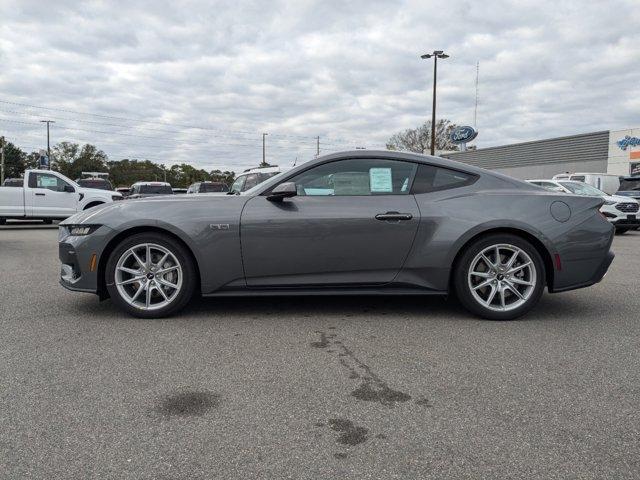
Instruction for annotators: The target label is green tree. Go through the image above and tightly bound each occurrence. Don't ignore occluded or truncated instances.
[1,140,27,179]
[386,119,460,154]
[51,142,108,179]
[210,169,236,186]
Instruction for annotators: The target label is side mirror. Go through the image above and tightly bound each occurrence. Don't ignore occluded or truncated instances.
[64,185,75,193]
[267,182,297,201]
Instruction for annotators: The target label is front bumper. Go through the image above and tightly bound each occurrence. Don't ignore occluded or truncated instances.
[59,225,113,294]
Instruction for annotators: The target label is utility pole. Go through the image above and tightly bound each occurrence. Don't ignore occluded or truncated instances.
[40,120,55,156]
[316,136,320,157]
[0,136,5,184]
[261,133,268,167]
[420,50,449,155]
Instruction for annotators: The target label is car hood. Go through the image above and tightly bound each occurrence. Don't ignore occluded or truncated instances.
[609,194,638,203]
[616,191,640,199]
[60,194,247,226]
[79,187,119,197]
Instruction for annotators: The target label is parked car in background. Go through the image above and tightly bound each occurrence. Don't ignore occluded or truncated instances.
[186,181,229,194]
[528,179,639,234]
[172,188,188,194]
[59,150,614,321]
[0,169,122,224]
[552,173,620,195]
[115,187,131,197]
[127,182,173,199]
[2,178,23,187]
[228,166,283,194]
[76,177,114,191]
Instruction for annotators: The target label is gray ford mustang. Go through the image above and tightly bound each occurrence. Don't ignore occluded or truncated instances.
[59,150,614,320]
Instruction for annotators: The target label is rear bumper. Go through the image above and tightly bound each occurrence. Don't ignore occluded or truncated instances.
[551,250,614,293]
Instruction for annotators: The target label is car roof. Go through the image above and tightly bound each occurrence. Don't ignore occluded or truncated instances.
[250,149,528,195]
[132,181,171,186]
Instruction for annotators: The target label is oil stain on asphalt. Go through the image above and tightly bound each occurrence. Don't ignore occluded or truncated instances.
[155,390,220,417]
[328,418,369,445]
[311,330,413,407]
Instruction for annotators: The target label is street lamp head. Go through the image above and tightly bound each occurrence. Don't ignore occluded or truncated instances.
[433,50,444,55]
[420,54,432,59]
[438,53,449,59]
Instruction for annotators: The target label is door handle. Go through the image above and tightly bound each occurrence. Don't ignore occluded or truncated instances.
[375,211,413,221]
[35,193,46,196]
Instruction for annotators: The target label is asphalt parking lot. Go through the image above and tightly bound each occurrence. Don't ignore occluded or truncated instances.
[1,225,639,479]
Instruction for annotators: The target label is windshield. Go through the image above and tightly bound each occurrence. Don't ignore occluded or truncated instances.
[78,179,113,190]
[619,178,640,191]
[559,181,605,196]
[138,185,173,194]
[200,183,228,193]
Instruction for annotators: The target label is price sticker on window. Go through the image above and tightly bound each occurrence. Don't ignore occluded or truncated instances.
[369,168,393,193]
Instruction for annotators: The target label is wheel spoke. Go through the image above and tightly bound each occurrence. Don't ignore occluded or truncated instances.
[505,250,519,269]
[155,252,169,269]
[485,285,497,305]
[155,283,169,301]
[146,245,152,268]
[481,253,495,270]
[118,266,140,276]
[473,278,494,290]
[117,277,142,286]
[156,265,179,275]
[507,261,531,275]
[131,283,145,302]
[145,284,151,308]
[156,277,178,290]
[494,246,501,267]
[505,282,525,300]
[499,287,506,309]
[131,250,146,270]
[509,277,534,286]
[471,271,492,278]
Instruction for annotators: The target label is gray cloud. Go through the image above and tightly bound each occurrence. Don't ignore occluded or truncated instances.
[0,0,638,172]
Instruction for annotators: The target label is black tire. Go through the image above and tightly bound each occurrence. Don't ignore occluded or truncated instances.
[43,219,53,225]
[453,233,546,320]
[105,232,197,318]
[615,228,629,235]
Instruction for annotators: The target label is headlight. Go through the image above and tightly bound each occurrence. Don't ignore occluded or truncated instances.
[603,200,616,206]
[112,195,123,201]
[68,225,99,236]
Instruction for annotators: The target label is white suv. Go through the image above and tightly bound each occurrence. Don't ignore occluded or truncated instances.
[528,179,640,234]
[228,166,284,194]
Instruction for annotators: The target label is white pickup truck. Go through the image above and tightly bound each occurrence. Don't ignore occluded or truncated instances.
[0,169,122,224]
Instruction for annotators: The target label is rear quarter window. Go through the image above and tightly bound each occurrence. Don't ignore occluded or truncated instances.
[411,164,478,194]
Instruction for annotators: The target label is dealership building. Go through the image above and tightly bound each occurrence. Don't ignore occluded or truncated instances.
[442,127,640,180]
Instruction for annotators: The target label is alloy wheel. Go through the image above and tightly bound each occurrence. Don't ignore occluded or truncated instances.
[114,243,183,311]
[467,243,537,312]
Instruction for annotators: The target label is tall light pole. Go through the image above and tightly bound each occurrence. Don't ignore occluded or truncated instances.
[420,50,449,155]
[261,133,268,167]
[0,136,5,184]
[40,120,55,156]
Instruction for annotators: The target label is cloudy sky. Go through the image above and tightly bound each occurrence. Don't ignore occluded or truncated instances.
[1,0,638,172]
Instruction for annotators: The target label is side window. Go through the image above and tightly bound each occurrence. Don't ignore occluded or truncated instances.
[286,159,417,196]
[230,176,245,194]
[411,164,477,194]
[32,173,69,192]
[242,174,260,191]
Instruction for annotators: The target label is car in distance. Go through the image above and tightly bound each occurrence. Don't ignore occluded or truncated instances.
[59,151,615,320]
[115,187,131,197]
[186,181,229,194]
[617,176,640,201]
[527,179,639,233]
[127,181,173,199]
[76,177,114,191]
[3,178,24,187]
[1,169,122,225]
[552,173,620,195]
[172,188,188,194]
[228,166,283,194]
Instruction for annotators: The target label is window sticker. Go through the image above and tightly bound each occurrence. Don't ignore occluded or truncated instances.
[369,168,393,193]
[38,176,58,188]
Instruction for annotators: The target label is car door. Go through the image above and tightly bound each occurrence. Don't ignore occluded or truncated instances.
[29,172,77,217]
[240,158,420,287]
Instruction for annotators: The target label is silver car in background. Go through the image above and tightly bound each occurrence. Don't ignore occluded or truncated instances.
[59,150,614,320]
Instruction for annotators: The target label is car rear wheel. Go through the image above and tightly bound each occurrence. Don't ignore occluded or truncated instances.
[454,234,545,320]
[105,233,196,318]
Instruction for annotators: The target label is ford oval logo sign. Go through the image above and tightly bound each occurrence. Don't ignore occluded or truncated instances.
[450,126,478,144]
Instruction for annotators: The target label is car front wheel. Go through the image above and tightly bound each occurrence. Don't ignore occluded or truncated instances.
[454,234,545,320]
[105,233,196,318]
